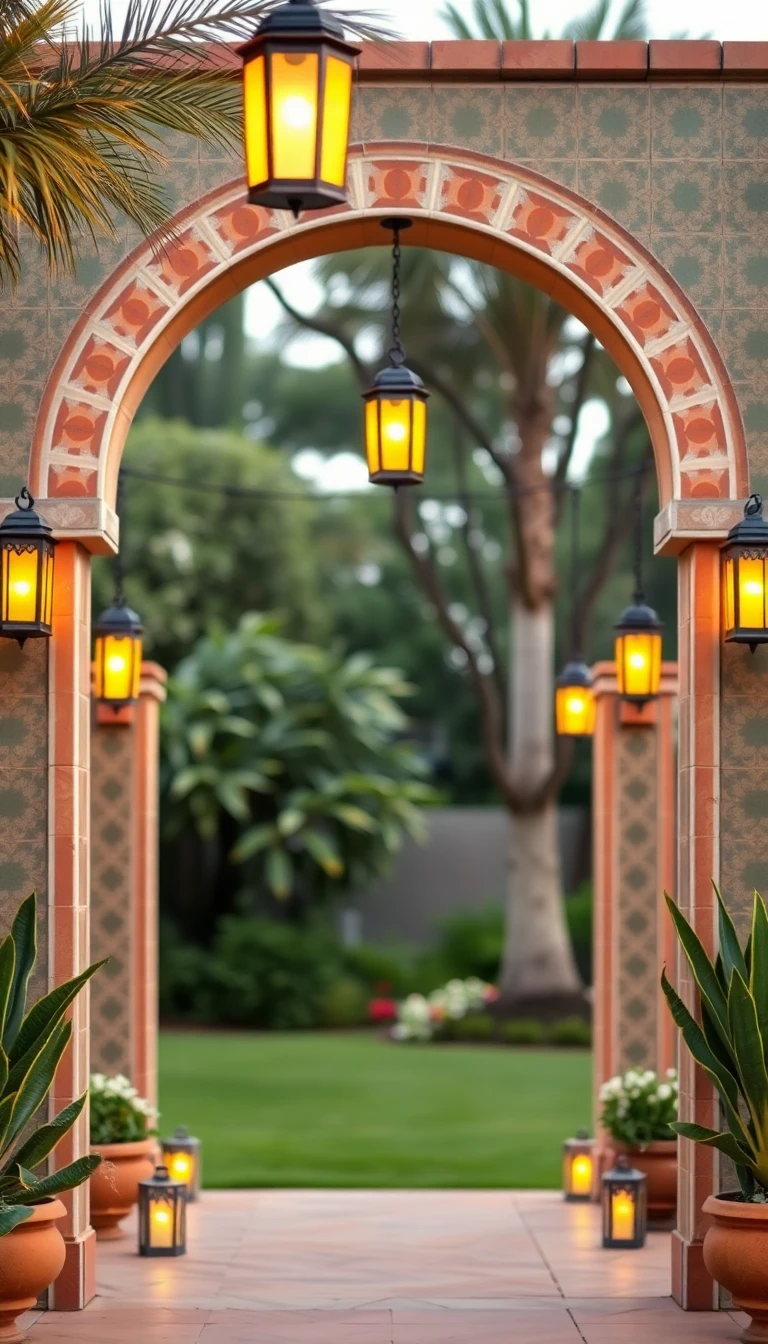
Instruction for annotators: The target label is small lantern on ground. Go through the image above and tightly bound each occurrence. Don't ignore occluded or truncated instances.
[138,1165,186,1257]
[0,488,56,646]
[615,473,663,705]
[161,1127,202,1203]
[563,1130,594,1202]
[363,219,429,488]
[722,493,768,652]
[238,0,360,217]
[556,489,595,738]
[601,1154,647,1249]
[93,601,143,710]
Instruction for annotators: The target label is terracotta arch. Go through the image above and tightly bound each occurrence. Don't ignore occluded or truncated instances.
[31,142,747,528]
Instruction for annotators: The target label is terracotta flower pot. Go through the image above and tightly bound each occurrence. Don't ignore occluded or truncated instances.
[704,1193,768,1342]
[90,1137,156,1240]
[613,1139,677,1222]
[0,1198,66,1343]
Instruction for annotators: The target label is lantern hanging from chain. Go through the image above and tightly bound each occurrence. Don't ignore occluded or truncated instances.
[93,472,144,711]
[363,219,429,488]
[615,471,663,705]
[555,487,596,738]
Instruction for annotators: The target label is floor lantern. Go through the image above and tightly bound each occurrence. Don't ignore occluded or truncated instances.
[722,493,768,651]
[363,219,429,488]
[0,488,56,645]
[238,0,360,217]
[615,473,662,705]
[601,1155,647,1249]
[563,1130,594,1202]
[556,489,595,737]
[161,1127,202,1202]
[138,1166,187,1257]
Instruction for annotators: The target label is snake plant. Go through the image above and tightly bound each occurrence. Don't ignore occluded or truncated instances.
[662,886,768,1201]
[0,893,105,1236]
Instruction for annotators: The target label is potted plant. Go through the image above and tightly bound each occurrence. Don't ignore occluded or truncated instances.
[599,1067,679,1221]
[662,887,768,1342]
[0,893,103,1344]
[89,1074,157,1240]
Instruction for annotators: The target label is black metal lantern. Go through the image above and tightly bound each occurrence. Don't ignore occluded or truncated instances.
[161,1127,202,1202]
[615,473,663,705]
[238,0,360,217]
[556,490,595,737]
[0,488,56,646]
[138,1165,187,1257]
[563,1130,595,1202]
[363,219,429,488]
[93,601,143,710]
[722,493,768,652]
[601,1155,647,1249]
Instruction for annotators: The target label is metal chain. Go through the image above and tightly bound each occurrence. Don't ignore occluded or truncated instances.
[633,469,644,604]
[570,485,582,658]
[114,469,125,607]
[388,225,405,367]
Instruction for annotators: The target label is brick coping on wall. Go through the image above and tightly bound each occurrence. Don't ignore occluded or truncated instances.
[358,39,768,81]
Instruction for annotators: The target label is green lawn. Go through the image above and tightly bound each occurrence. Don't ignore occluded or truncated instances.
[159,1030,591,1189]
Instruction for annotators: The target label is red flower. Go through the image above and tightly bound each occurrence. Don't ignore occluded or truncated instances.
[369,998,397,1023]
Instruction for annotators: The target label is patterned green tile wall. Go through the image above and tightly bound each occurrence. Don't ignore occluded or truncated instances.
[91,723,135,1076]
[4,80,768,939]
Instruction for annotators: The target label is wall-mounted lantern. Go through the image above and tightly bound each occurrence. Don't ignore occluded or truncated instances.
[238,0,360,217]
[0,488,56,646]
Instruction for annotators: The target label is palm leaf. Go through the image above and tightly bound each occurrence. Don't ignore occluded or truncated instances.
[728,970,768,1147]
[664,893,731,1049]
[10,1093,87,1172]
[5,1154,100,1203]
[750,891,768,1029]
[4,892,36,1047]
[8,958,106,1069]
[673,1122,758,1171]
[2,1020,71,1159]
[715,881,748,987]
[0,939,15,1049]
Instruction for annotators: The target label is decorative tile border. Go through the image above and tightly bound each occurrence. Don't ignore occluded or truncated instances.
[30,145,747,539]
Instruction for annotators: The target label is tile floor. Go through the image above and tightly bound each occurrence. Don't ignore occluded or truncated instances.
[23,1191,748,1343]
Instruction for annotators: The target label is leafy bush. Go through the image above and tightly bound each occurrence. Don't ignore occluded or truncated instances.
[549,1017,592,1048]
[599,1067,678,1147]
[341,942,414,998]
[319,977,369,1028]
[90,1074,156,1145]
[0,894,104,1236]
[454,1013,494,1042]
[430,907,503,983]
[566,883,593,985]
[499,1019,547,1046]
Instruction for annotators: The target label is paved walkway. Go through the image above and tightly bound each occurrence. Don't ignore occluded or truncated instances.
[24,1191,747,1343]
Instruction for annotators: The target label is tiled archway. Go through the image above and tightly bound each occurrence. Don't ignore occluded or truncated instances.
[31,143,747,529]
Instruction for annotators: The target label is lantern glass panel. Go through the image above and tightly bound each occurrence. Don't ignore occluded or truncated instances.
[412,398,427,478]
[570,1153,593,1197]
[4,546,38,624]
[556,685,595,738]
[243,55,269,188]
[724,555,736,635]
[41,545,54,628]
[270,51,319,180]
[365,399,380,476]
[150,1196,175,1249]
[320,55,352,186]
[380,398,412,474]
[96,632,142,704]
[610,1187,637,1241]
[738,555,767,629]
[616,630,662,701]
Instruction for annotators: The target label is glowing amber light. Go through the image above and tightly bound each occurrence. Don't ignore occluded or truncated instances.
[150,1203,174,1250]
[93,604,143,710]
[138,1166,186,1258]
[602,1156,647,1249]
[611,1192,636,1241]
[161,1128,202,1202]
[555,663,595,738]
[169,1154,192,1182]
[563,1132,594,1202]
[364,375,429,488]
[721,495,768,651]
[238,0,359,216]
[614,599,663,706]
[571,1155,593,1197]
[0,489,56,645]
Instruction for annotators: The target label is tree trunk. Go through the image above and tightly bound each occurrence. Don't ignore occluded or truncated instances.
[497,596,582,1012]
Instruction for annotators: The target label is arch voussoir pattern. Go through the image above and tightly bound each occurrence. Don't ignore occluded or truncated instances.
[31,144,747,515]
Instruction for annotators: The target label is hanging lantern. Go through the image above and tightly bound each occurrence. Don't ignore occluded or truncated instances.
[138,1166,187,1257]
[555,490,595,737]
[93,601,143,711]
[363,219,429,488]
[238,0,360,217]
[0,488,56,646]
[160,1127,202,1203]
[563,1130,594,1202]
[556,663,596,738]
[722,493,768,652]
[615,472,662,705]
[601,1155,647,1249]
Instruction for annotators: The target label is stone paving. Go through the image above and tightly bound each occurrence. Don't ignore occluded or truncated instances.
[23,1190,748,1343]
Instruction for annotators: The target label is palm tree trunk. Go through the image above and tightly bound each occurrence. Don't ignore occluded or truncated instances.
[497,595,582,1008]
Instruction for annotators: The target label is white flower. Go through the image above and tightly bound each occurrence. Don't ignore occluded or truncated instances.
[657,1083,672,1101]
[666,1067,678,1081]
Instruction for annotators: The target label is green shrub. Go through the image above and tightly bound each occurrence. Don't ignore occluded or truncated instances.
[549,1017,592,1048]
[320,976,370,1028]
[431,906,503,983]
[342,943,413,997]
[499,1019,547,1046]
[454,1013,495,1041]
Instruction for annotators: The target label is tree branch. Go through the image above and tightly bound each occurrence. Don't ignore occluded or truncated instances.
[265,278,372,390]
[408,354,516,487]
[555,332,596,496]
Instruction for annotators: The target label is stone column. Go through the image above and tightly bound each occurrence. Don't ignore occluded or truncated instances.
[672,542,721,1312]
[592,658,678,1174]
[90,663,167,1109]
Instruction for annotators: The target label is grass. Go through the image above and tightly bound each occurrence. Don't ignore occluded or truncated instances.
[159,1030,591,1189]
